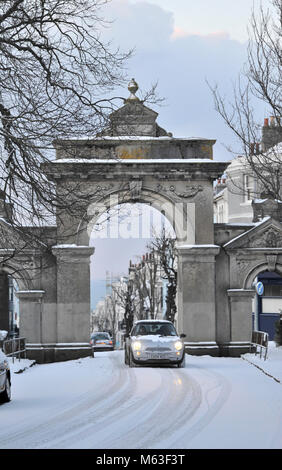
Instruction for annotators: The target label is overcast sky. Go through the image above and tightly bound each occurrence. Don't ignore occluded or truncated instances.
[98,0,270,160]
[91,0,271,282]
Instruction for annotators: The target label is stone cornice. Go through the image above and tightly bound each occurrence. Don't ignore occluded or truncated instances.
[52,245,94,263]
[227,289,255,298]
[176,244,220,260]
[42,160,228,183]
[52,136,216,146]
[226,247,282,254]
[16,290,45,300]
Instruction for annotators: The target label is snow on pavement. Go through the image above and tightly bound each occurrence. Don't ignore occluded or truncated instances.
[0,350,282,449]
[243,341,282,383]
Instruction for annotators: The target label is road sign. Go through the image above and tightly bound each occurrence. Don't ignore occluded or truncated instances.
[256,281,264,296]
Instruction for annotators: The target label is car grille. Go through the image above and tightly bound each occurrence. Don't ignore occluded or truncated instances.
[145,347,171,352]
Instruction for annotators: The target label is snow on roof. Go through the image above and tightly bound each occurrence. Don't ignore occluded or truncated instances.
[227,141,282,170]
[52,244,90,249]
[177,244,220,249]
[223,216,271,247]
[253,197,282,204]
[52,158,217,164]
[17,290,45,294]
[54,136,211,142]
[267,141,282,155]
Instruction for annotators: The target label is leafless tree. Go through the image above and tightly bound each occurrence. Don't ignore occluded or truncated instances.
[209,0,282,199]
[110,277,136,336]
[105,293,119,347]
[132,252,163,320]
[0,0,132,279]
[0,1,164,286]
[148,228,177,323]
[0,1,165,282]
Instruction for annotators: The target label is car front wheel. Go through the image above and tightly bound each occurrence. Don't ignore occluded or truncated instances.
[128,350,135,368]
[124,348,128,365]
[0,376,11,403]
[177,354,186,368]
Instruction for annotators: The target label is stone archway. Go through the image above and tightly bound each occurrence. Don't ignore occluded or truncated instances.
[0,259,36,338]
[41,80,227,361]
[244,262,282,289]
[244,263,282,339]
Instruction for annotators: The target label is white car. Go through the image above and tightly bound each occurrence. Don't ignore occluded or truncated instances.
[0,331,11,404]
[124,320,186,367]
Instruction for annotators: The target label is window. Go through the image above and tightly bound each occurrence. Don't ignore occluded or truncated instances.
[218,205,224,223]
[243,174,254,202]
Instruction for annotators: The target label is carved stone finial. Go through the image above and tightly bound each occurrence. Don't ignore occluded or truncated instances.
[126,78,139,102]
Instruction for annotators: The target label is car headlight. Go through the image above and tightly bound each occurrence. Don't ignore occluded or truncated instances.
[132,341,142,351]
[174,341,183,351]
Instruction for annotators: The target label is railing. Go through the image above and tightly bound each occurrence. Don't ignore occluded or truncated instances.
[0,337,26,362]
[251,330,268,360]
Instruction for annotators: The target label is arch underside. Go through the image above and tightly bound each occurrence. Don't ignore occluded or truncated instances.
[76,188,195,246]
[244,262,282,289]
[0,262,32,291]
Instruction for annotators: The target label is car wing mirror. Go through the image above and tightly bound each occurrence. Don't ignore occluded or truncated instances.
[180,333,186,338]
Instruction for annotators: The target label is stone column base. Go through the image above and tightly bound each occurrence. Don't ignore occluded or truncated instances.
[185,341,252,357]
[26,343,93,363]
[218,341,252,357]
[184,342,219,357]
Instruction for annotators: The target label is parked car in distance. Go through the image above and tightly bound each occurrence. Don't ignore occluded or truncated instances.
[90,332,114,351]
[0,331,11,404]
[125,320,186,368]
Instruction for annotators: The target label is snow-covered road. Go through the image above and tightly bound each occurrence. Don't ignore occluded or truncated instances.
[1,350,282,449]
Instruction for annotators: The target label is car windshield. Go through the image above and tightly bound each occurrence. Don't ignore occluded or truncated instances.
[92,333,110,340]
[133,322,177,337]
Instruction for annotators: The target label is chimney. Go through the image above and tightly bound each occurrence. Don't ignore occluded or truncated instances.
[261,115,282,151]
[250,143,255,155]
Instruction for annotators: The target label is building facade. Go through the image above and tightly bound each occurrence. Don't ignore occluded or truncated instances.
[214,117,282,341]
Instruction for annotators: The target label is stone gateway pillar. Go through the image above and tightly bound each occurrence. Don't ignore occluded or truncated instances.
[52,245,94,361]
[177,245,220,356]
[220,289,256,356]
[16,290,45,359]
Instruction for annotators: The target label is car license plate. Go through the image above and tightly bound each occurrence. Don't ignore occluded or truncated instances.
[148,353,164,359]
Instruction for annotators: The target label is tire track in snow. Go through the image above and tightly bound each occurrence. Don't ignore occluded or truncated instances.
[0,353,135,449]
[134,367,203,449]
[46,357,202,449]
[159,364,232,448]
[43,356,172,448]
[0,352,231,449]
